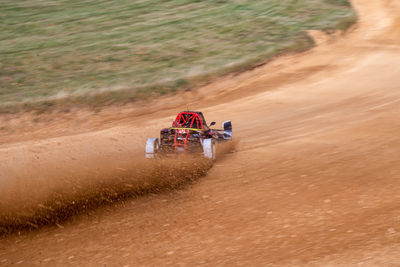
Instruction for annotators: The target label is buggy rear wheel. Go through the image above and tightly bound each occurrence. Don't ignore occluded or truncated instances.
[203,138,216,161]
[145,138,160,159]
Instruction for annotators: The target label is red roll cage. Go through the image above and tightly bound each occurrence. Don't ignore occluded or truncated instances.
[172,111,206,130]
[172,111,208,152]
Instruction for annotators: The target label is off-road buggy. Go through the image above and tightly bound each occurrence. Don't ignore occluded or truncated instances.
[145,111,232,160]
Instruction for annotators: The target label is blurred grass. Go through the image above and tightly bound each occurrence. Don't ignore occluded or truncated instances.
[0,0,356,111]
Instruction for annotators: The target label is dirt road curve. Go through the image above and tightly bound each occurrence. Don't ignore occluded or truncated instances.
[1,0,400,265]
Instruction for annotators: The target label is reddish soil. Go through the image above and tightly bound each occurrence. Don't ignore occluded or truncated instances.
[1,0,400,265]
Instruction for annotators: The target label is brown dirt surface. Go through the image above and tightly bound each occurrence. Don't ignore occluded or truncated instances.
[1,0,400,265]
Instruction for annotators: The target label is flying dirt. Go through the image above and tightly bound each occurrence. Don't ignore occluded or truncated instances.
[0,0,400,265]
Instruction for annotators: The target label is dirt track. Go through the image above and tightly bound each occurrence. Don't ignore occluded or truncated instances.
[1,0,400,265]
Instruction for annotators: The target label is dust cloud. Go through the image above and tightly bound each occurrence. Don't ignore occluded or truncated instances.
[0,141,235,236]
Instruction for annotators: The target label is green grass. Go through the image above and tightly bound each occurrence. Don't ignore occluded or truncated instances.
[0,0,356,111]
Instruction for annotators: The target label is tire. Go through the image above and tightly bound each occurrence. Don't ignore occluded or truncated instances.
[145,138,160,159]
[202,138,216,161]
[222,120,232,140]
